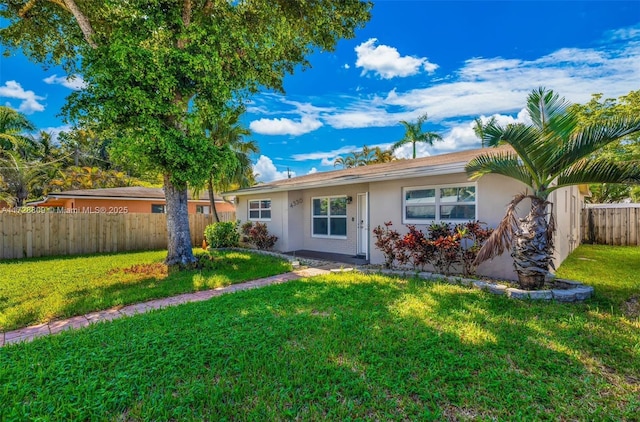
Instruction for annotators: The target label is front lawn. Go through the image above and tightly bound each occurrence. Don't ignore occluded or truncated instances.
[1,245,639,420]
[556,244,640,311]
[0,249,291,331]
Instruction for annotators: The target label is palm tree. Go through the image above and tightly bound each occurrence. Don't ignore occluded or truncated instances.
[0,106,35,155]
[466,87,640,289]
[391,113,442,159]
[333,153,358,169]
[0,151,48,206]
[371,146,395,164]
[197,110,258,222]
[472,116,497,148]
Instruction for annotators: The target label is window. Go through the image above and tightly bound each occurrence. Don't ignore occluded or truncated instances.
[196,205,210,215]
[312,196,347,238]
[403,184,476,223]
[151,204,166,213]
[248,199,271,221]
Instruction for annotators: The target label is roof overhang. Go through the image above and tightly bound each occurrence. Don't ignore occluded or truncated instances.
[226,162,469,196]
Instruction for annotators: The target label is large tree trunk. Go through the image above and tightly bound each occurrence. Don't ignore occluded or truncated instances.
[512,197,554,290]
[164,174,196,267]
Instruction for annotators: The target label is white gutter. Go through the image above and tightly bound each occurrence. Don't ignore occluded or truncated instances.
[227,162,468,196]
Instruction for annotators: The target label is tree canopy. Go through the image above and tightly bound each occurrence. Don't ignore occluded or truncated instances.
[1,0,372,265]
[569,90,640,202]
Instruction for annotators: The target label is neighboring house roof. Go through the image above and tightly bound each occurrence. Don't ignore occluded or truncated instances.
[229,146,515,196]
[28,187,230,206]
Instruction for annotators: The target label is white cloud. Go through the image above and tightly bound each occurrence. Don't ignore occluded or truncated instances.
[39,124,72,144]
[0,81,45,114]
[355,38,439,79]
[250,116,322,136]
[43,74,86,90]
[343,64,350,70]
[307,167,318,175]
[291,145,359,162]
[253,155,295,183]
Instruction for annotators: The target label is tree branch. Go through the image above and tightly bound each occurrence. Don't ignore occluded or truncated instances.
[62,0,97,49]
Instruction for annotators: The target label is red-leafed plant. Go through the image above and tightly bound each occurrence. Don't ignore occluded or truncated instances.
[372,221,400,268]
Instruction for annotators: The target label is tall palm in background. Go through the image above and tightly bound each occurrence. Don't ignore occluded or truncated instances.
[200,110,258,222]
[0,106,35,155]
[0,151,48,206]
[391,113,442,159]
[466,88,640,289]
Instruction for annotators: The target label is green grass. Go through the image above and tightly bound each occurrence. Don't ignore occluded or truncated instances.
[556,244,640,310]
[1,245,639,420]
[0,249,291,331]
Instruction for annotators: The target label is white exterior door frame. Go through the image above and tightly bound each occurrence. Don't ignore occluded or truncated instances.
[357,192,369,259]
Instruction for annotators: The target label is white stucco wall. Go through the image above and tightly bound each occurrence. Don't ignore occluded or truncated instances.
[368,172,530,280]
[236,191,288,251]
[236,172,583,281]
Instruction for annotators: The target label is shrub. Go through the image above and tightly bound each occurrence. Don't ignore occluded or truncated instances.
[241,221,278,250]
[240,221,254,243]
[248,222,278,250]
[372,220,493,276]
[456,221,493,277]
[399,225,433,271]
[372,222,400,268]
[204,221,240,249]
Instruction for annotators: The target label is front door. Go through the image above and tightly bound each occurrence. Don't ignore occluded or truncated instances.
[357,193,369,258]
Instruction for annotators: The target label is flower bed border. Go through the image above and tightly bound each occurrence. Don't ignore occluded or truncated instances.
[357,268,594,302]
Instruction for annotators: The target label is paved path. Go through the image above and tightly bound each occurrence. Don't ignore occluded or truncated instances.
[1,265,341,348]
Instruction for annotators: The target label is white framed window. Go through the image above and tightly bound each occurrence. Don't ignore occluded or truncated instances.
[403,183,476,224]
[312,196,347,238]
[248,199,271,221]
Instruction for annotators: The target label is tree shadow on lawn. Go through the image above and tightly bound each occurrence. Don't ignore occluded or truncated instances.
[1,251,290,331]
[1,273,638,420]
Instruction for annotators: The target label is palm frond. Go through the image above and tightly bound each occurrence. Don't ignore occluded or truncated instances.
[465,152,534,187]
[474,193,528,264]
[554,158,640,189]
[549,115,640,174]
[526,87,572,130]
[390,138,409,152]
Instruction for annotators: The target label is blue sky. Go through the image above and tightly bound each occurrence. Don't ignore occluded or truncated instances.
[1,1,639,182]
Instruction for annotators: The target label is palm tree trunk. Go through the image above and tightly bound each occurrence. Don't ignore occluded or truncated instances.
[207,176,220,223]
[512,197,554,289]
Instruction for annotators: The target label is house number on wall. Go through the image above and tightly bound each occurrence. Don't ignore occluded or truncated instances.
[290,198,303,208]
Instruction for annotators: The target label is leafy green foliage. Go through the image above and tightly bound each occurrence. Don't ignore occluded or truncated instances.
[204,221,240,249]
[1,0,372,265]
[1,267,638,419]
[0,249,291,331]
[569,90,640,202]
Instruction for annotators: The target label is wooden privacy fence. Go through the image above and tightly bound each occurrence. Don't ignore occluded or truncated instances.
[581,207,640,246]
[0,211,236,260]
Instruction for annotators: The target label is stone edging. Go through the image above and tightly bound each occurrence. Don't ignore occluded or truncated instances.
[214,248,594,302]
[357,268,594,302]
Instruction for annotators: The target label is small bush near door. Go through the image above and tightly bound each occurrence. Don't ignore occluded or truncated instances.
[241,221,278,250]
[204,221,240,248]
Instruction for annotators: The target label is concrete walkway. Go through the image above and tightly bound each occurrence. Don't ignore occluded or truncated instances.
[1,265,339,348]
